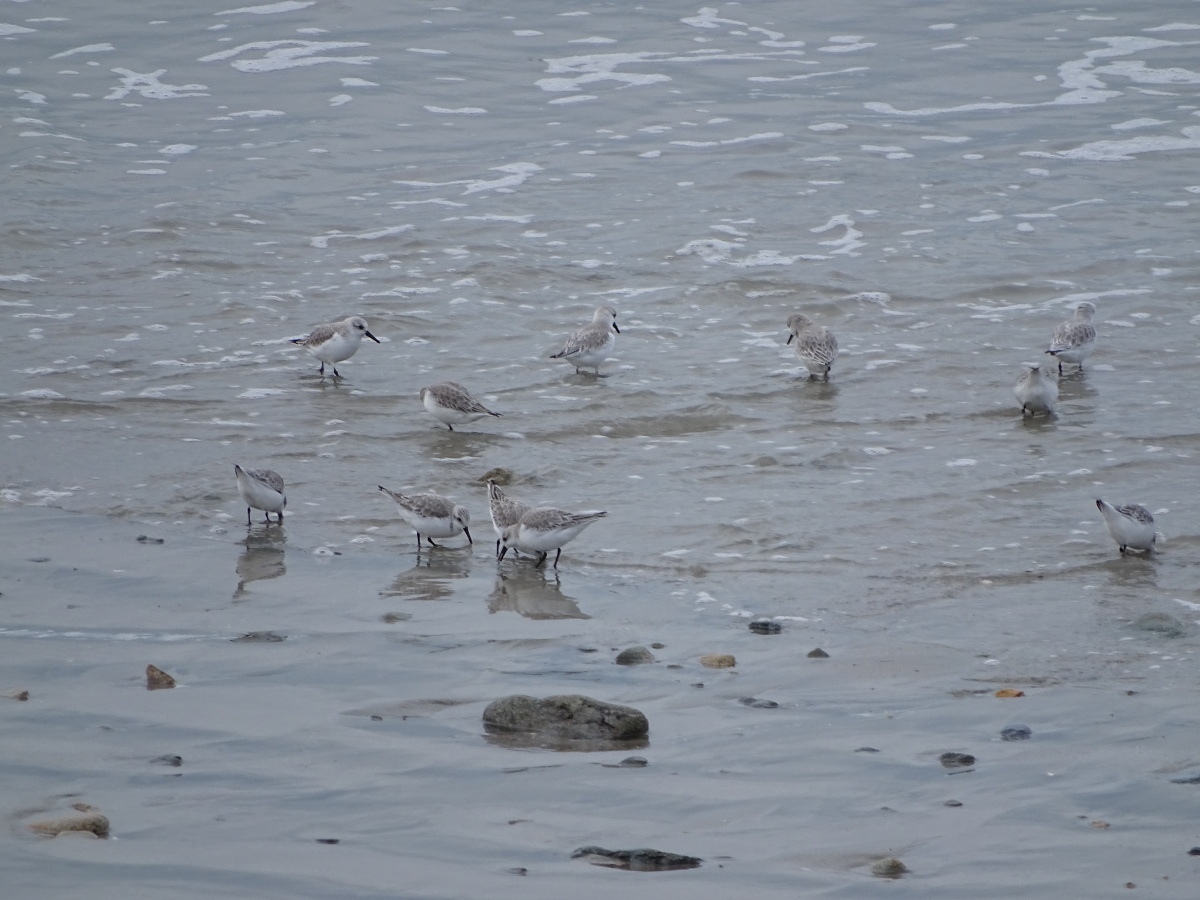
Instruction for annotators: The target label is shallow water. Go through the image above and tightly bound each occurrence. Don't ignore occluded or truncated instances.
[3,1,1200,896]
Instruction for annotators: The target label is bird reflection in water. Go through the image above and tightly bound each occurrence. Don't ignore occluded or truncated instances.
[381,551,473,602]
[488,567,590,620]
[233,532,286,599]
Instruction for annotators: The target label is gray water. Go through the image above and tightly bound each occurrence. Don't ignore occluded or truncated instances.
[3,1,1200,896]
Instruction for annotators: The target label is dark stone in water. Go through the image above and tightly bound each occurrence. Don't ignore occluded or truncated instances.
[482,694,649,746]
[571,846,702,871]
[939,752,976,769]
[855,747,881,753]
[807,647,830,658]
[151,755,183,767]
[944,799,963,807]
[619,756,648,767]
[748,620,781,634]
[615,646,655,665]
[136,534,164,544]
[315,838,339,845]
[1000,724,1032,741]
[1168,771,1200,785]
[230,631,286,643]
[739,697,779,709]
[1131,613,1186,637]
[1188,847,1200,856]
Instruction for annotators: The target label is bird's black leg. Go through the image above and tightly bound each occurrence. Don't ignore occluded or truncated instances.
[552,548,562,569]
[245,507,252,526]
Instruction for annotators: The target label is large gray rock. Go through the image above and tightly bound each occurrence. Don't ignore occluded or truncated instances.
[482,694,648,749]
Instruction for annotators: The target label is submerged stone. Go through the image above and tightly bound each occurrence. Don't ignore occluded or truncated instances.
[571,845,702,871]
[807,647,830,658]
[1131,613,1186,637]
[1000,724,1032,741]
[749,620,782,635]
[615,646,655,665]
[939,752,976,769]
[699,653,735,668]
[739,697,779,709]
[870,857,908,878]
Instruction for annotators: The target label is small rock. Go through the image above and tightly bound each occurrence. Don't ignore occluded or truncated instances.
[231,631,286,643]
[1131,613,1186,637]
[571,846,702,871]
[479,467,514,486]
[1168,771,1200,784]
[618,756,648,767]
[136,534,164,544]
[739,697,779,709]
[146,664,176,690]
[699,653,735,668]
[315,838,340,845]
[650,642,665,649]
[3,688,29,701]
[482,694,649,744]
[381,612,412,623]
[151,755,183,767]
[1188,847,1200,856]
[615,646,655,666]
[939,752,976,769]
[748,620,781,635]
[870,857,908,878]
[807,647,830,658]
[855,747,881,753]
[1000,724,1032,741]
[506,867,528,876]
[944,800,963,807]
[28,804,110,839]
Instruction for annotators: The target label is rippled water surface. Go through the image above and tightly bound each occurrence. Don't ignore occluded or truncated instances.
[3,1,1200,897]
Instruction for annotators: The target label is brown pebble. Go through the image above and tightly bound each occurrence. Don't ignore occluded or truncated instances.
[699,654,735,669]
[807,648,830,658]
[146,664,176,690]
[29,811,110,839]
[870,857,908,878]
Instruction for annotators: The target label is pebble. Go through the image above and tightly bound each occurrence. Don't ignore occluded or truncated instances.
[748,620,781,635]
[478,467,514,486]
[315,838,340,845]
[807,647,830,658]
[3,688,29,701]
[939,752,976,769]
[1188,847,1200,856]
[571,846,702,871]
[739,697,779,709]
[699,654,735,668]
[146,664,176,690]
[151,755,183,767]
[1131,613,1187,637]
[230,631,286,642]
[1000,724,1032,741]
[28,804,109,839]
[615,646,655,666]
[136,534,164,544]
[619,756,648,767]
[870,857,908,878]
[381,612,412,623]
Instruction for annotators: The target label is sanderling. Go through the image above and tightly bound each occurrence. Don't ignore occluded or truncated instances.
[420,381,502,431]
[378,485,471,549]
[498,506,607,569]
[1096,498,1156,555]
[785,313,838,380]
[1045,301,1096,375]
[290,316,380,377]
[1014,363,1058,416]
[550,305,620,375]
[487,478,530,558]
[234,465,286,525]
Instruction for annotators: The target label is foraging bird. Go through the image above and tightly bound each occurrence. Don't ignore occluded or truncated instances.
[290,316,380,377]
[1096,498,1156,555]
[785,313,838,380]
[498,507,607,569]
[378,485,471,549]
[487,478,530,559]
[550,305,620,375]
[234,465,286,526]
[1014,363,1058,416]
[420,382,502,431]
[1045,301,1097,375]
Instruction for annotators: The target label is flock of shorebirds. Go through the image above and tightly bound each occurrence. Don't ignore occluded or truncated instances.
[235,299,1156,564]
[235,306,620,568]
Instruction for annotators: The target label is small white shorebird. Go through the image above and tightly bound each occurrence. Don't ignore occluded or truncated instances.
[420,382,502,431]
[378,485,471,549]
[550,305,620,375]
[1096,498,1157,555]
[1014,363,1058,416]
[498,506,607,569]
[785,312,838,380]
[487,479,530,559]
[1045,301,1097,375]
[290,316,380,377]
[234,465,286,526]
